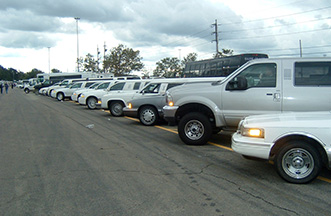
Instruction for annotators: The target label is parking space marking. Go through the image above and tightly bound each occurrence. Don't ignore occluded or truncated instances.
[120,115,331,184]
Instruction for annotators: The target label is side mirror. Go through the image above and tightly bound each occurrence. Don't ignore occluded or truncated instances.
[226,76,247,90]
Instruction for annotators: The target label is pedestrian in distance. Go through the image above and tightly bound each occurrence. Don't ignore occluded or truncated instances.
[5,82,9,94]
[0,82,3,94]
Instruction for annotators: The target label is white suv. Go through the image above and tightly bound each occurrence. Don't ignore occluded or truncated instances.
[96,80,151,116]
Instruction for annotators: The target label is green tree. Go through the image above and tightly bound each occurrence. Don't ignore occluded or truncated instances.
[51,68,61,73]
[103,44,144,76]
[153,57,181,78]
[25,68,43,79]
[181,52,198,66]
[214,49,234,58]
[83,53,99,72]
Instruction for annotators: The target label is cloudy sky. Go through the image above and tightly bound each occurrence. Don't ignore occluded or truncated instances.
[0,0,330,74]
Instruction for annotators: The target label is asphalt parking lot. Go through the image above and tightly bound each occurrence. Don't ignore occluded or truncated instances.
[0,88,330,216]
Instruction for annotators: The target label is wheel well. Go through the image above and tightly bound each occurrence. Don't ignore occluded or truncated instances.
[176,103,215,126]
[270,135,328,166]
[86,96,97,105]
[138,104,158,114]
[108,100,125,109]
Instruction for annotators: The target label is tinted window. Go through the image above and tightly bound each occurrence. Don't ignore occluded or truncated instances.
[71,83,83,88]
[167,83,184,90]
[228,63,277,89]
[133,82,141,90]
[109,82,125,91]
[295,62,331,86]
[96,82,110,89]
[85,82,95,87]
[142,83,160,93]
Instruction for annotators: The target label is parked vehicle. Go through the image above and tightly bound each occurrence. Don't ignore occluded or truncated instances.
[96,80,151,116]
[51,80,97,101]
[123,78,222,126]
[23,78,39,94]
[231,111,331,184]
[77,81,118,108]
[71,82,109,102]
[47,78,87,96]
[183,53,268,77]
[163,58,331,145]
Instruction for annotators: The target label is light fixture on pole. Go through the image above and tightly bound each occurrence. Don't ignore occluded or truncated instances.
[74,17,80,72]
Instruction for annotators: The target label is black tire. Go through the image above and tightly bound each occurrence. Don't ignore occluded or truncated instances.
[275,141,321,184]
[139,106,159,126]
[57,92,64,101]
[178,112,212,145]
[87,97,97,110]
[24,88,30,94]
[109,101,124,117]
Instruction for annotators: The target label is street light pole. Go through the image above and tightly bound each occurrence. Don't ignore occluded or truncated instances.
[74,17,80,72]
[48,47,51,73]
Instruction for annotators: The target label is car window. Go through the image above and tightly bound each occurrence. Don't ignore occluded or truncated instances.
[142,83,160,93]
[228,63,277,89]
[295,62,331,86]
[96,82,110,89]
[167,83,184,90]
[71,83,83,88]
[109,82,125,91]
[85,82,95,87]
[133,82,141,90]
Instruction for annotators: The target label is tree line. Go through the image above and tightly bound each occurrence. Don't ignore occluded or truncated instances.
[0,66,43,81]
[0,43,233,81]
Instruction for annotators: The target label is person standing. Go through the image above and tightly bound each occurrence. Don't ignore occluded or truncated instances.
[5,82,9,94]
[0,82,3,94]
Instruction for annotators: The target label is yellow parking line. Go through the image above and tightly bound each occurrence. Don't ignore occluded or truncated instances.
[317,176,331,183]
[154,125,178,134]
[208,142,233,151]
[121,116,331,184]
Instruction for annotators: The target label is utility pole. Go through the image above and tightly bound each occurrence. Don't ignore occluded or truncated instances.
[299,40,303,57]
[97,45,100,73]
[74,17,80,72]
[103,41,107,73]
[212,19,220,57]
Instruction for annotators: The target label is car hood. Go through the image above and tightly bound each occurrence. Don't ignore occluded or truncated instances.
[243,111,331,128]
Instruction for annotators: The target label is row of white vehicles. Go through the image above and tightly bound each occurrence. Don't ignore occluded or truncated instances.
[36,57,331,184]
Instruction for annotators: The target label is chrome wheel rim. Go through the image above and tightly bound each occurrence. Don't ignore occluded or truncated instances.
[282,148,314,179]
[141,109,155,124]
[184,120,204,140]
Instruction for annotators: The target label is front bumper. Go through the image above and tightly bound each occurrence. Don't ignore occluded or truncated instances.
[231,132,273,160]
[78,96,87,105]
[123,107,138,118]
[162,105,178,124]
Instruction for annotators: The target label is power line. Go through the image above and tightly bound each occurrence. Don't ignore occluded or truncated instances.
[221,16,331,34]
[221,5,331,26]
[221,27,330,41]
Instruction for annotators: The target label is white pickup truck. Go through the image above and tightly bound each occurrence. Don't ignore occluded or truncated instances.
[163,58,331,145]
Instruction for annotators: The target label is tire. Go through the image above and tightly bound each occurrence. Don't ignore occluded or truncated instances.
[178,112,212,145]
[57,92,64,101]
[275,141,321,184]
[109,101,124,117]
[87,97,97,110]
[139,106,159,126]
[24,88,30,94]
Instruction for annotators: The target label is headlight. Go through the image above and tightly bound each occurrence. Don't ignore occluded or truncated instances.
[166,93,174,106]
[240,127,264,138]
